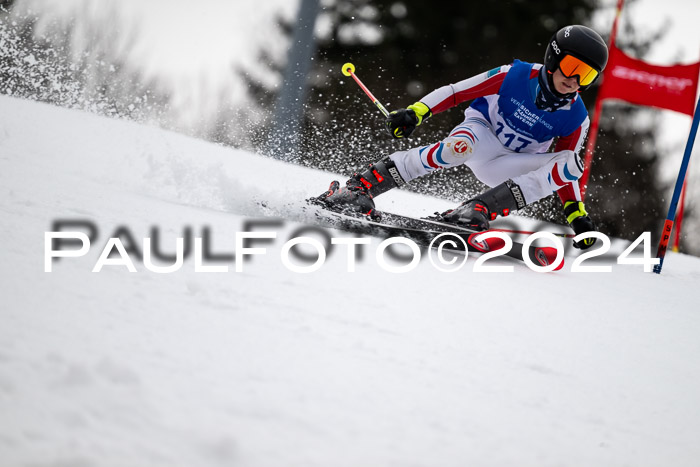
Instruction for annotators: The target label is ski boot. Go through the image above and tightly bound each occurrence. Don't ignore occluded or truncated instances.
[439,180,527,230]
[314,156,406,218]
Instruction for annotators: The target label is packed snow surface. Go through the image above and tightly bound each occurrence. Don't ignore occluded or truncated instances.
[1,96,700,467]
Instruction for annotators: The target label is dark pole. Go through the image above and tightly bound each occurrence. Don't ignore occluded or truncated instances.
[270,0,319,161]
[654,95,700,274]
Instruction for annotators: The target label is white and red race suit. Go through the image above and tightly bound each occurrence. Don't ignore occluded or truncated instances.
[389,59,590,206]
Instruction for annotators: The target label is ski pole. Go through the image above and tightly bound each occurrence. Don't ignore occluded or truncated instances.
[341,62,390,118]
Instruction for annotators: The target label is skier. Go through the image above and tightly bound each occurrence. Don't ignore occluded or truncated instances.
[315,25,608,250]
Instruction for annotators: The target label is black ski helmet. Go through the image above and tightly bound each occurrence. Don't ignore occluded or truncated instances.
[544,25,608,90]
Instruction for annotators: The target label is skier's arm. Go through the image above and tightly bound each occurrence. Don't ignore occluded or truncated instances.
[419,65,511,115]
[554,117,598,249]
[386,65,510,139]
[554,117,590,204]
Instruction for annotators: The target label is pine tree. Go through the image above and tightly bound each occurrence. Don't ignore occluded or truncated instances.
[0,5,169,123]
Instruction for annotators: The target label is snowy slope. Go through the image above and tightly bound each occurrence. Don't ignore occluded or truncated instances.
[1,95,700,467]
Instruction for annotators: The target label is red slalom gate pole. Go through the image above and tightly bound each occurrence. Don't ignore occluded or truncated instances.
[341,62,391,118]
[580,0,625,199]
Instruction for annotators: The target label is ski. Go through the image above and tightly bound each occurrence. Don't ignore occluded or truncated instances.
[307,201,563,269]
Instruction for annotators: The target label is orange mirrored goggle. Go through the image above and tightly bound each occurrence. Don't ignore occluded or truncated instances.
[558,54,599,86]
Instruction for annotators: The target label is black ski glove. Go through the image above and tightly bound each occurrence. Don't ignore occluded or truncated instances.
[565,201,597,250]
[385,102,431,139]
